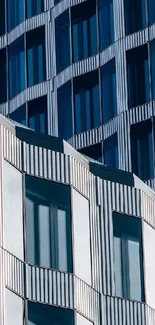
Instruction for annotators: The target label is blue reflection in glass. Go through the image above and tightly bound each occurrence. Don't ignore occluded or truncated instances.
[124,0,146,35]
[0,0,5,36]
[10,105,27,126]
[7,0,24,31]
[98,0,114,51]
[104,133,118,168]
[56,10,70,73]
[28,96,47,134]
[0,49,7,104]
[148,0,155,25]
[150,40,155,100]
[58,81,73,139]
[26,0,44,18]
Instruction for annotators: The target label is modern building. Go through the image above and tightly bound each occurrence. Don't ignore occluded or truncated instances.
[0,114,155,325]
[0,0,155,188]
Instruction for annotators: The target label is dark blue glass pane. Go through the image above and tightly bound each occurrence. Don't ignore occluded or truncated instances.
[101,59,117,123]
[27,27,46,87]
[127,45,150,108]
[0,49,7,104]
[148,0,155,25]
[79,143,103,162]
[74,71,100,135]
[7,0,24,31]
[26,0,44,18]
[131,120,154,180]
[56,10,70,73]
[28,301,74,325]
[104,133,118,168]
[72,1,97,63]
[124,0,146,35]
[98,0,114,51]
[28,96,47,134]
[9,36,25,99]
[58,81,73,139]
[0,1,5,36]
[10,105,26,125]
[150,40,155,100]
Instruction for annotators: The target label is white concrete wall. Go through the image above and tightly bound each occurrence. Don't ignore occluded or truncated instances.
[3,160,23,260]
[72,188,91,285]
[143,221,155,309]
[4,289,23,325]
[76,313,93,325]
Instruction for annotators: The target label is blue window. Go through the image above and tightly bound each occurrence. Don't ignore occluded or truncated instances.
[8,36,25,99]
[148,0,155,25]
[74,71,100,134]
[150,40,155,100]
[79,144,103,163]
[0,49,7,104]
[113,213,144,301]
[25,175,73,272]
[55,10,70,73]
[131,120,154,180]
[26,27,46,87]
[28,96,47,134]
[124,0,146,35]
[104,133,118,168]
[127,45,150,109]
[58,81,73,140]
[7,0,24,31]
[10,105,27,126]
[26,0,44,18]
[54,0,61,4]
[0,1,5,36]
[28,301,74,325]
[98,0,114,51]
[101,59,117,123]
[71,0,97,63]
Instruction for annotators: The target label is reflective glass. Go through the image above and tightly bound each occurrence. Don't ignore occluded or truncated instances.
[8,36,25,99]
[27,27,46,87]
[150,40,155,100]
[7,0,24,31]
[98,0,114,51]
[10,105,27,126]
[127,45,150,109]
[28,301,74,325]
[28,96,47,134]
[25,175,72,272]
[55,10,70,73]
[79,143,103,162]
[58,81,73,139]
[101,59,117,123]
[0,49,7,104]
[124,0,146,35]
[113,212,144,301]
[26,0,44,18]
[148,0,155,25]
[74,71,100,134]
[72,1,97,63]
[0,0,5,36]
[131,120,154,180]
[104,133,118,168]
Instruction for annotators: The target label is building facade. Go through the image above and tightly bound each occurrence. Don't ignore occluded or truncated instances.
[0,0,155,187]
[0,114,155,325]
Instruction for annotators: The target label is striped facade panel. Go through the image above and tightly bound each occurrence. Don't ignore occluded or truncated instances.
[99,44,115,67]
[101,295,147,325]
[0,34,7,49]
[113,0,125,40]
[124,28,149,51]
[141,192,155,228]
[2,126,22,170]
[0,103,9,116]
[146,306,155,325]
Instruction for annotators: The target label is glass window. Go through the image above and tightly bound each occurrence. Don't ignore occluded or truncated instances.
[0,1,5,36]
[71,0,97,63]
[98,0,114,51]
[101,59,117,123]
[25,175,72,272]
[79,143,103,163]
[113,212,144,301]
[150,40,155,100]
[10,105,27,126]
[28,96,47,134]
[124,0,146,35]
[131,120,154,180]
[26,0,44,18]
[0,49,7,104]
[127,45,150,109]
[58,81,73,140]
[74,71,100,134]
[8,36,25,99]
[7,0,24,31]
[104,133,118,168]
[55,10,70,73]
[148,0,155,25]
[26,27,46,87]
[28,301,74,325]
